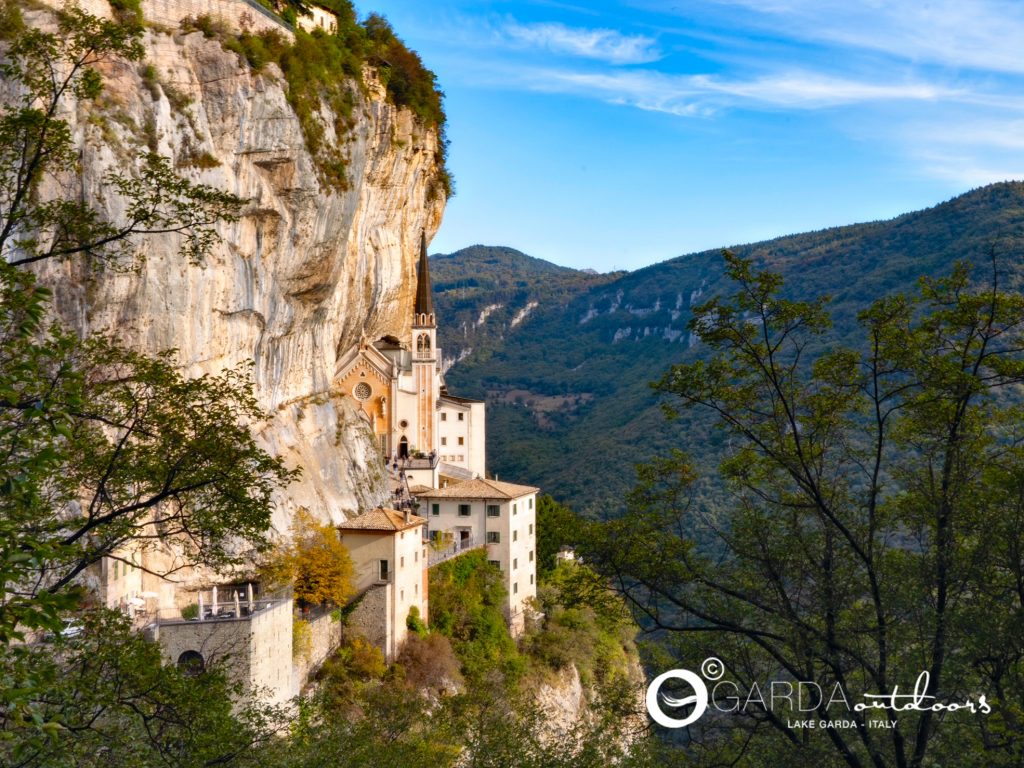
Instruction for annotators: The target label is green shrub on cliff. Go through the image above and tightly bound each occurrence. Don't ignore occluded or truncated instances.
[207,3,451,195]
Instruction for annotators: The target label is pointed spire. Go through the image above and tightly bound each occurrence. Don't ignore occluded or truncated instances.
[414,229,434,318]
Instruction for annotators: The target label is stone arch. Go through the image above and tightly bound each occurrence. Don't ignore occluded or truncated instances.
[177,650,205,676]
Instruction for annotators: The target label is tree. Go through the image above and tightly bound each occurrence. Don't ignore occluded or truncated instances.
[0,3,296,757]
[535,494,581,577]
[0,610,284,768]
[261,508,354,608]
[0,1,297,641]
[587,251,1024,767]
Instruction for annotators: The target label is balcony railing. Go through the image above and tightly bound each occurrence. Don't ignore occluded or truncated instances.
[428,534,481,567]
[395,454,439,471]
[151,596,289,626]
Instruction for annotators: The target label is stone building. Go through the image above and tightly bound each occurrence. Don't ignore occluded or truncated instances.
[337,507,428,660]
[416,479,538,634]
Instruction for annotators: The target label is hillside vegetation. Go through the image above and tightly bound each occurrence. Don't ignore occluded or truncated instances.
[436,183,1024,515]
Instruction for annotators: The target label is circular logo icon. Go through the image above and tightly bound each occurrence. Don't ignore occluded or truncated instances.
[646,669,709,728]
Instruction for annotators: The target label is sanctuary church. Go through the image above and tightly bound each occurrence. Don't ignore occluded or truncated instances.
[334,233,486,485]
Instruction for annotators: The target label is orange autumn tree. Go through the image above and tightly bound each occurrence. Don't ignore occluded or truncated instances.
[262,508,355,609]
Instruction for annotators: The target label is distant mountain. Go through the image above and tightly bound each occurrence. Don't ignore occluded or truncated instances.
[429,245,621,372]
[433,183,1024,516]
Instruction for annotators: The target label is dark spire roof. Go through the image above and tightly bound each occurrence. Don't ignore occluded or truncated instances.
[414,229,434,317]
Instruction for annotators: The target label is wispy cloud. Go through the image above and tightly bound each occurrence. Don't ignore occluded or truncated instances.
[501,20,661,65]
[694,0,1024,74]
[519,68,959,116]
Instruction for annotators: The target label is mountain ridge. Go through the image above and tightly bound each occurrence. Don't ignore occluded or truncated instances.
[434,181,1024,514]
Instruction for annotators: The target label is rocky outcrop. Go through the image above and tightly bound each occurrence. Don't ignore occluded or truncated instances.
[30,8,446,529]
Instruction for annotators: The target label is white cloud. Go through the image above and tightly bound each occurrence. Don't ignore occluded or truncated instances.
[502,20,661,65]
[696,0,1024,75]
[521,68,958,115]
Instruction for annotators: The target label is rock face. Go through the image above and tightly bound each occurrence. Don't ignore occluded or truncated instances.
[32,15,446,530]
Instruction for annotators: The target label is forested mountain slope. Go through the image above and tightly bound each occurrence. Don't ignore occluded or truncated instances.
[435,183,1024,515]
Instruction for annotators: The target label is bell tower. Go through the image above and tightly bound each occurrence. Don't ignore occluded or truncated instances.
[412,230,438,455]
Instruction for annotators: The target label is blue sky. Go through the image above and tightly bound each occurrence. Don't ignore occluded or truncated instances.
[353,0,1024,272]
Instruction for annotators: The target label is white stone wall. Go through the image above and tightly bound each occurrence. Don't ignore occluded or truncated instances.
[247,599,293,705]
[145,0,293,36]
[154,598,293,707]
[338,526,428,659]
[392,527,428,651]
[296,5,335,34]
[293,610,343,690]
[437,400,486,477]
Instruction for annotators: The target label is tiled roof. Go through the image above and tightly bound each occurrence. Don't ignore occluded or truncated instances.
[337,507,425,532]
[408,484,434,495]
[414,478,539,500]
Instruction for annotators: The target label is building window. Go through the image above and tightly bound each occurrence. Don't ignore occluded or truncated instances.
[379,560,389,581]
[458,413,464,421]
[529,550,534,562]
[529,523,534,535]
[441,413,447,421]
[441,437,447,446]
[401,556,405,568]
[513,530,518,542]
[513,503,517,515]
[414,549,418,563]
[513,558,518,570]
[353,382,372,401]
[401,589,404,601]
[458,436,465,446]
[529,498,534,509]
[530,574,534,585]
[415,583,418,596]
[487,531,500,543]
[489,560,501,570]
[513,582,519,595]
[432,503,439,516]
[458,504,471,516]
[487,505,500,517]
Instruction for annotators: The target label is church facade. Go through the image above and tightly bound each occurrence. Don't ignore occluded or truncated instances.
[333,233,487,482]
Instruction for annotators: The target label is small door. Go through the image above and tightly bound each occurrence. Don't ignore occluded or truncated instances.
[399,437,409,459]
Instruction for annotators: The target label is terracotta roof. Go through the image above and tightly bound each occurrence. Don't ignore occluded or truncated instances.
[408,484,434,495]
[337,507,426,532]
[414,478,539,500]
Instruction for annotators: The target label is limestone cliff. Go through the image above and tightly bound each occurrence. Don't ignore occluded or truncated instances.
[30,10,446,531]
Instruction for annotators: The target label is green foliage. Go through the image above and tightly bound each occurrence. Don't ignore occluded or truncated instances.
[587,252,1024,766]
[406,604,427,635]
[0,283,296,640]
[293,618,312,660]
[0,610,282,766]
[428,550,523,680]
[181,602,199,620]
[535,494,582,576]
[207,3,451,194]
[526,561,637,689]
[108,0,142,26]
